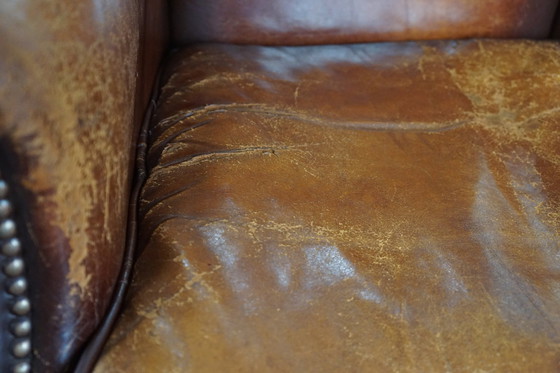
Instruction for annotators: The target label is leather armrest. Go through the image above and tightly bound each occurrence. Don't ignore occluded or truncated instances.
[0,1,168,371]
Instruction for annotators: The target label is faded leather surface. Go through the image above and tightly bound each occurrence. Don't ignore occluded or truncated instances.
[171,0,559,45]
[0,1,166,371]
[97,40,560,372]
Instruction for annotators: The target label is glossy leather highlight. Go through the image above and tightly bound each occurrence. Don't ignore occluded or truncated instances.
[171,0,559,45]
[96,40,560,372]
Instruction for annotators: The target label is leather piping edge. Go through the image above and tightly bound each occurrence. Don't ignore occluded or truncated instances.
[72,69,162,373]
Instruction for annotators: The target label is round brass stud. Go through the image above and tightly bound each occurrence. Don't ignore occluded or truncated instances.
[12,339,30,358]
[12,298,30,316]
[3,238,21,256]
[5,258,24,277]
[8,278,27,295]
[13,361,31,373]
[0,219,16,238]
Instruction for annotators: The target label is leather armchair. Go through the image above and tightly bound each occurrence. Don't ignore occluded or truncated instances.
[1,1,560,372]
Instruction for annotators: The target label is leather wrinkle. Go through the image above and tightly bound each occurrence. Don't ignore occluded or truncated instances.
[154,104,472,132]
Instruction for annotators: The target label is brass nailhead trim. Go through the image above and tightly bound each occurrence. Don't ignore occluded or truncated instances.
[0,176,32,372]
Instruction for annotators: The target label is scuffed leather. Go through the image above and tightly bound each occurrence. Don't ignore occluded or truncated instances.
[0,1,166,371]
[171,0,559,45]
[97,40,560,372]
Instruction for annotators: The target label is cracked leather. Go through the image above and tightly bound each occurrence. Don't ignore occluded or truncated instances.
[97,40,560,372]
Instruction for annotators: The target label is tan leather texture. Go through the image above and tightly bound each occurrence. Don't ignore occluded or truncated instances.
[96,40,560,372]
[0,1,166,371]
[171,0,559,45]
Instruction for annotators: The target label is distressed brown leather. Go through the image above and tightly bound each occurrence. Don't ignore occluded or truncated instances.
[171,0,559,45]
[96,40,560,372]
[0,1,167,371]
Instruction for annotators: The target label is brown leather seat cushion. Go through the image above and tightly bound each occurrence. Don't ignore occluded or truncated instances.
[97,40,560,372]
